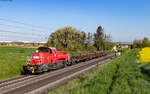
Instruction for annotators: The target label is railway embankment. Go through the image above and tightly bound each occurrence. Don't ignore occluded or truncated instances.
[50,50,150,94]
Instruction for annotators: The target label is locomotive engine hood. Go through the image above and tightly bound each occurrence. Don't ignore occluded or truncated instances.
[29,52,47,65]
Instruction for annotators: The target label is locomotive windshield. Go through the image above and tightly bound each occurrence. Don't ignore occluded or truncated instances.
[38,48,49,53]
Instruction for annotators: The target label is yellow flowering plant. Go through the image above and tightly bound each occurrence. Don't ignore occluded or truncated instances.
[137,47,150,63]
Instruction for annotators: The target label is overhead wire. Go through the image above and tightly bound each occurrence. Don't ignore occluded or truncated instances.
[0,29,45,37]
[0,34,42,41]
[0,24,48,33]
[0,18,50,30]
[0,18,53,42]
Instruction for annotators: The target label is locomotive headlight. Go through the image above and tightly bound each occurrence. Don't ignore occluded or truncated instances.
[33,56,39,59]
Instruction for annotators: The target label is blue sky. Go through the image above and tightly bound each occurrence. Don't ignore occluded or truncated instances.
[0,0,150,42]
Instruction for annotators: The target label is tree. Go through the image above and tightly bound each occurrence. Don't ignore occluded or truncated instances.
[104,34,114,50]
[85,32,96,51]
[86,32,93,46]
[142,37,150,47]
[94,26,105,50]
[44,40,52,47]
[133,39,143,48]
[47,26,86,51]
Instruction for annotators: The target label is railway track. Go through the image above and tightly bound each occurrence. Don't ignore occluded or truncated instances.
[0,75,36,88]
[0,75,26,85]
[0,54,115,94]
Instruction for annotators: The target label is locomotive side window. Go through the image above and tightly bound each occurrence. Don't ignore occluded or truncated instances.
[53,49,56,53]
[50,49,52,53]
[38,48,49,53]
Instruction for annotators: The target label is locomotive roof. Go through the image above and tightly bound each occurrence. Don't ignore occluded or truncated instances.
[48,47,56,49]
[38,47,56,49]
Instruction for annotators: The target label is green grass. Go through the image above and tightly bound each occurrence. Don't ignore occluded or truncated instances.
[140,63,150,78]
[0,47,35,80]
[50,50,150,94]
[106,50,115,55]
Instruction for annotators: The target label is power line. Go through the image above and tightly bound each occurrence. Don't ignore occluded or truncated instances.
[0,34,48,42]
[0,18,51,42]
[0,29,45,37]
[0,24,48,33]
[0,35,41,41]
[0,18,51,30]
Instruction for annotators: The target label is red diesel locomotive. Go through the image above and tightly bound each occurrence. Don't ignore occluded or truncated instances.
[23,47,70,73]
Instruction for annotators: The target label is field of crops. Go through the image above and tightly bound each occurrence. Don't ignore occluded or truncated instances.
[50,50,150,94]
[137,47,150,63]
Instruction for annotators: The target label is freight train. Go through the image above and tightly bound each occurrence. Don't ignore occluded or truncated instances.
[23,47,107,74]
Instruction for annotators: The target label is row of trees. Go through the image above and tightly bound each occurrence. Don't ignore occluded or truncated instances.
[133,37,150,48]
[45,26,114,51]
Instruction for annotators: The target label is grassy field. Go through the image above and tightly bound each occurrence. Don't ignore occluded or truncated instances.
[0,46,36,80]
[50,50,150,94]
